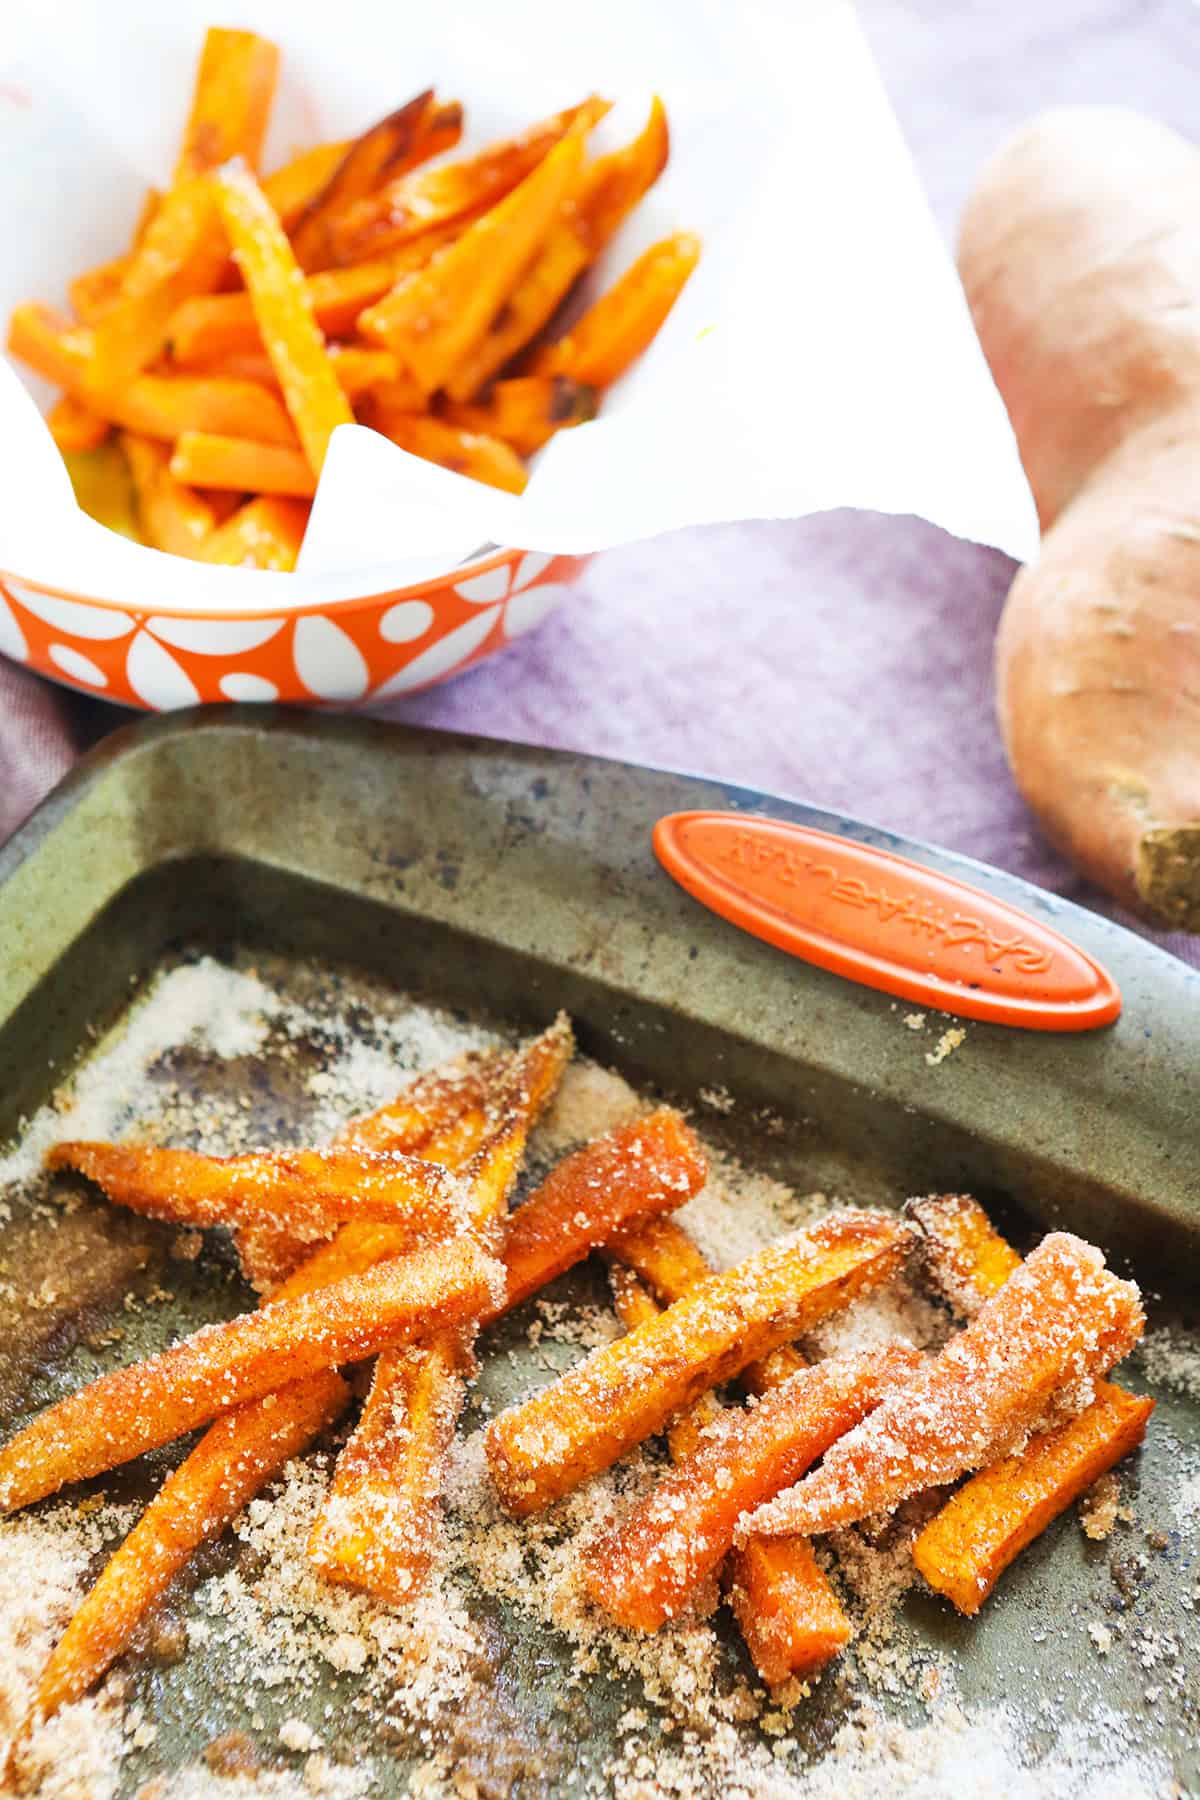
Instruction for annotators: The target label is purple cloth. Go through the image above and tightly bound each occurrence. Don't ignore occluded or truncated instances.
[2,0,1198,971]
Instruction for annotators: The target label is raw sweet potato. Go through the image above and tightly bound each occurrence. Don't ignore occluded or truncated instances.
[958,108,1200,926]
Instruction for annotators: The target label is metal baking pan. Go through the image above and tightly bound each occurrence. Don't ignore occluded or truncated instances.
[0,708,1196,1794]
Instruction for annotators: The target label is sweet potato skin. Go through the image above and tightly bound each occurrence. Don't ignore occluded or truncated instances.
[958,107,1200,926]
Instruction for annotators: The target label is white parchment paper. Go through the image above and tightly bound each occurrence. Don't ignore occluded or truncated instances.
[0,0,1038,612]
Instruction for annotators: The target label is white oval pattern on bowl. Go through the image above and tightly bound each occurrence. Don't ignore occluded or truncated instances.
[293,615,370,701]
[220,672,280,702]
[127,632,200,709]
[148,615,286,654]
[379,600,434,644]
[9,582,135,639]
[373,605,502,698]
[48,643,107,687]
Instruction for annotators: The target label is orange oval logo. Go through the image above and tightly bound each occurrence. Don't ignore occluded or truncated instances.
[653,813,1121,1031]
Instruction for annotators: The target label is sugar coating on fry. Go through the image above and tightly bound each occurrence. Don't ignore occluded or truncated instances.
[912,1380,1154,1615]
[499,1107,707,1314]
[583,1343,921,1631]
[727,1537,851,1688]
[0,1235,501,1514]
[28,1370,346,1723]
[905,1193,1024,1315]
[47,1140,468,1240]
[307,1338,467,1603]
[212,161,353,476]
[609,1214,715,1303]
[744,1232,1145,1540]
[488,1210,913,1515]
[306,1017,572,1601]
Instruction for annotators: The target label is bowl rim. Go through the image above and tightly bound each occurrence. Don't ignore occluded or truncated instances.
[0,542,532,622]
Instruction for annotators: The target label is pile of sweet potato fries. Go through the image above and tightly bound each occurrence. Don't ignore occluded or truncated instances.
[5,27,700,571]
[0,1014,1152,1764]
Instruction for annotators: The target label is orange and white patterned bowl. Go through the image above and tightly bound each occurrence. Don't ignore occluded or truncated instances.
[0,547,587,710]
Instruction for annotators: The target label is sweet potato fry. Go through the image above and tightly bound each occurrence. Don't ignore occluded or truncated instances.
[905,1193,1024,1315]
[212,161,353,475]
[169,432,314,496]
[174,27,279,180]
[0,1235,500,1514]
[46,396,110,454]
[263,140,351,230]
[68,257,130,326]
[368,409,528,492]
[358,125,589,393]
[744,1233,1145,1540]
[584,1345,921,1631]
[325,98,608,268]
[9,308,298,446]
[196,495,310,570]
[500,1109,707,1314]
[905,1195,1154,1614]
[47,1139,467,1239]
[728,1538,852,1686]
[182,344,401,402]
[573,95,670,255]
[235,1045,513,1295]
[534,232,700,389]
[912,1380,1154,1614]
[442,375,596,456]
[307,1334,468,1603]
[610,1218,851,1682]
[86,178,229,390]
[166,228,465,365]
[442,98,670,403]
[609,1214,715,1302]
[441,225,592,402]
[24,1040,532,1716]
[291,92,463,272]
[26,1369,347,1724]
[488,1210,913,1515]
[308,1018,573,1601]
[607,1265,723,1465]
[121,432,217,557]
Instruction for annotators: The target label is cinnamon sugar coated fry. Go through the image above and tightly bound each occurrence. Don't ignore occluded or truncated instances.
[497,1107,706,1312]
[906,1193,1023,1314]
[584,1344,922,1631]
[729,1536,853,1687]
[307,1018,573,1600]
[26,1370,347,1723]
[744,1233,1145,1539]
[487,1210,913,1514]
[47,1140,468,1237]
[0,1236,502,1513]
[912,1380,1154,1613]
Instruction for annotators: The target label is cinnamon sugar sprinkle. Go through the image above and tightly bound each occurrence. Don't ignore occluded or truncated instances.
[0,954,1194,1797]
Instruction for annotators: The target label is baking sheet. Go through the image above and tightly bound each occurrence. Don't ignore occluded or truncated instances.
[0,713,1196,1795]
